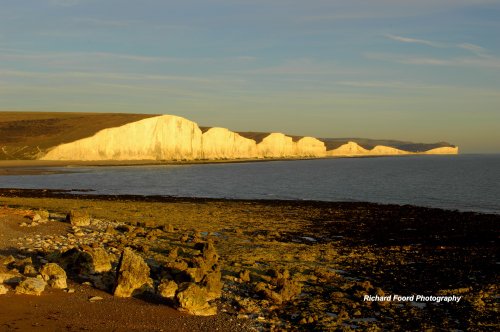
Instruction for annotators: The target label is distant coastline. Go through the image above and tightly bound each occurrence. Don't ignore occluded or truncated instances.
[1,112,457,161]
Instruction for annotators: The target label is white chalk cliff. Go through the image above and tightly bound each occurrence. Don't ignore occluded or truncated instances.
[424,146,459,154]
[41,114,458,161]
[327,141,369,156]
[369,145,409,155]
[201,127,258,159]
[42,115,203,161]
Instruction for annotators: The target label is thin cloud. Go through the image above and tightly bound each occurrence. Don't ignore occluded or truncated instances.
[336,80,420,90]
[0,48,256,66]
[0,69,241,84]
[385,34,445,48]
[385,34,489,57]
[457,43,487,56]
[366,53,500,69]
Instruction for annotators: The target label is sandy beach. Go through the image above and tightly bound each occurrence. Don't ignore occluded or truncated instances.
[0,188,498,331]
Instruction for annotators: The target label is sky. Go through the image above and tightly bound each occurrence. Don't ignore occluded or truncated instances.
[1,0,499,153]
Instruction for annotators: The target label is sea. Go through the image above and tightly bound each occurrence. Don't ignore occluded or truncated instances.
[1,154,499,214]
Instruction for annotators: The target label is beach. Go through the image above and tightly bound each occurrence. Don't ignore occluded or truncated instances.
[0,189,498,331]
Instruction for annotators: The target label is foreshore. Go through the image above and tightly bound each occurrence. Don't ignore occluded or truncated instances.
[0,154,424,176]
[0,189,498,331]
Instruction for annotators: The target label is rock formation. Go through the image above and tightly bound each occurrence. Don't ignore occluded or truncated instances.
[15,278,47,295]
[67,210,91,227]
[113,247,153,297]
[40,263,67,289]
[40,114,458,161]
[176,282,217,316]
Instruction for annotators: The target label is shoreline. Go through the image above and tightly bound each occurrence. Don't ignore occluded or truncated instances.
[0,153,453,175]
[0,188,497,216]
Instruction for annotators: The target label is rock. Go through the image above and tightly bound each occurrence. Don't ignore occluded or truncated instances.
[175,282,217,316]
[67,210,91,227]
[0,271,23,285]
[15,277,47,295]
[166,259,189,274]
[12,257,33,270]
[0,284,8,295]
[1,255,15,265]
[202,241,219,267]
[37,209,50,221]
[88,296,103,302]
[40,263,68,289]
[113,248,153,297]
[239,270,251,282]
[23,265,38,277]
[186,267,206,283]
[32,214,42,223]
[80,247,112,274]
[158,279,178,298]
[202,269,222,301]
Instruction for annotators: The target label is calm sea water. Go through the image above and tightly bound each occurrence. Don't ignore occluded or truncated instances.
[1,154,499,214]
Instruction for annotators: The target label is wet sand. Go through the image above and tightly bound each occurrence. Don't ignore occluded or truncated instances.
[0,189,498,331]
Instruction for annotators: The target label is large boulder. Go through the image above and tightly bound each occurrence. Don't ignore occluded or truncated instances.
[66,210,91,227]
[40,263,67,289]
[202,269,222,301]
[113,248,152,297]
[80,247,112,274]
[15,278,47,295]
[175,282,217,316]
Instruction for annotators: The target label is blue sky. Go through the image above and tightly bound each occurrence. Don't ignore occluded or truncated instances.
[1,0,499,152]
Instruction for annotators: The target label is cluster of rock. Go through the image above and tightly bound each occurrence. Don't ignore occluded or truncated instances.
[40,115,458,161]
[0,255,66,296]
[3,209,224,316]
[19,209,50,227]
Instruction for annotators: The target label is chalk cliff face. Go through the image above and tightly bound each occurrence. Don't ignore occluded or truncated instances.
[296,137,326,157]
[257,133,297,158]
[42,115,203,161]
[326,142,408,156]
[424,146,459,155]
[41,114,458,161]
[327,141,369,156]
[368,145,409,155]
[201,127,258,159]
